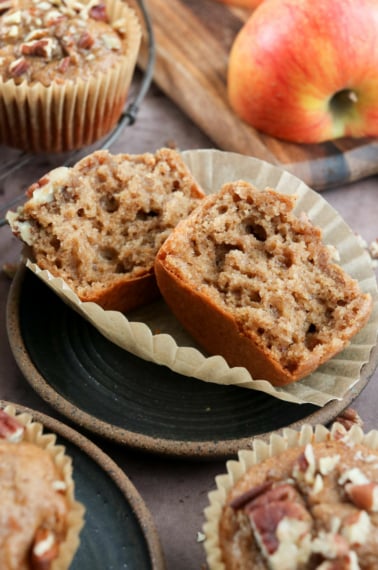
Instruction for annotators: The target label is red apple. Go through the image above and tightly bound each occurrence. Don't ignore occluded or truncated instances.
[228,0,378,143]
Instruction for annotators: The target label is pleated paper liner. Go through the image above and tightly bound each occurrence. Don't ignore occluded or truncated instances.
[202,422,378,570]
[1,404,85,570]
[0,0,141,152]
[25,149,378,406]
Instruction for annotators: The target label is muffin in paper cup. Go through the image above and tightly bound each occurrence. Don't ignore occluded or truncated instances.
[0,404,85,569]
[203,422,378,569]
[15,149,378,408]
[0,0,141,153]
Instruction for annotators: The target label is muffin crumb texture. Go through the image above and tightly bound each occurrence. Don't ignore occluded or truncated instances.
[156,181,372,384]
[219,439,378,569]
[7,148,205,312]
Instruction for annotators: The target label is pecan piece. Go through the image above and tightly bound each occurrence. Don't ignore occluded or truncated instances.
[346,482,378,511]
[248,500,310,555]
[27,175,50,197]
[30,528,58,570]
[334,408,363,431]
[316,553,359,570]
[0,409,24,442]
[89,2,107,21]
[21,38,55,59]
[311,531,350,560]
[57,55,70,73]
[244,483,311,557]
[8,57,29,77]
[77,31,94,49]
[24,29,50,41]
[292,443,317,484]
[0,0,12,14]
[342,510,371,546]
[229,481,273,510]
[44,9,65,25]
[245,483,299,512]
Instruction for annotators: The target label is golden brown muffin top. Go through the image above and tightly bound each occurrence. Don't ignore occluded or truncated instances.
[220,439,378,569]
[0,0,128,86]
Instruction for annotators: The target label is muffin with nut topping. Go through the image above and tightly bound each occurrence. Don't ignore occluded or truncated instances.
[0,405,84,570]
[0,0,141,152]
[204,423,378,570]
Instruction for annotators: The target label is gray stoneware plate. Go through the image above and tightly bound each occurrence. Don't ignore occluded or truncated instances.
[0,400,165,569]
[6,264,378,459]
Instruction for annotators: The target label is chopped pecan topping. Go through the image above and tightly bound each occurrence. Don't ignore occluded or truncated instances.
[37,1,53,11]
[6,24,19,38]
[88,2,107,22]
[315,552,359,570]
[2,9,22,24]
[44,9,65,25]
[292,443,316,484]
[30,528,58,570]
[77,31,94,49]
[112,17,127,36]
[52,479,67,492]
[319,454,340,476]
[8,56,30,77]
[229,481,273,510]
[0,409,24,442]
[0,0,12,14]
[338,467,369,487]
[342,510,371,546]
[57,55,70,73]
[24,28,50,41]
[21,38,55,58]
[346,482,378,511]
[311,531,350,559]
[27,175,50,197]
[102,33,121,50]
[248,499,310,555]
[240,483,311,557]
[334,408,363,431]
[245,483,299,512]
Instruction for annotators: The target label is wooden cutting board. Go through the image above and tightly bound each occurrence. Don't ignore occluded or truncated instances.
[136,0,378,190]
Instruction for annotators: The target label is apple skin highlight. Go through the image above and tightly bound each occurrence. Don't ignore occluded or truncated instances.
[227,0,378,143]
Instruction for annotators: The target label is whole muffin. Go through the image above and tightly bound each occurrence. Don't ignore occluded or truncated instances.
[0,405,84,570]
[0,0,141,152]
[204,423,378,570]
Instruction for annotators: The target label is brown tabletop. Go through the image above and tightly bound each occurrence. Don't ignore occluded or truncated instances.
[1,75,378,570]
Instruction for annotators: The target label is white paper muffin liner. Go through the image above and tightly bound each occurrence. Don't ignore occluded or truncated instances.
[25,149,378,406]
[202,422,378,569]
[1,404,85,570]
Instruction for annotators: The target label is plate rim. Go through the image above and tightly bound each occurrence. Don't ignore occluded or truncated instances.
[7,263,378,459]
[0,397,165,570]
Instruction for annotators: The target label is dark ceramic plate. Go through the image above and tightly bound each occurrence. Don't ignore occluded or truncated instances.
[0,400,164,570]
[7,265,378,459]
